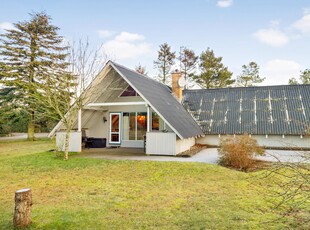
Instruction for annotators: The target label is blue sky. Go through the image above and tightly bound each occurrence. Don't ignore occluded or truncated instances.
[0,0,309,85]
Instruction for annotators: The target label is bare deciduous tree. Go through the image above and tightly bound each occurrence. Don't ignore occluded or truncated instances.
[135,63,147,75]
[153,43,176,84]
[32,39,108,160]
[178,47,198,89]
[260,145,310,225]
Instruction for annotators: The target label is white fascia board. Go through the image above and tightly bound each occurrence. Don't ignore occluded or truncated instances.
[86,102,146,107]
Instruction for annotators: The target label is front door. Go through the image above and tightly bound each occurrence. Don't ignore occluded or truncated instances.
[109,112,121,144]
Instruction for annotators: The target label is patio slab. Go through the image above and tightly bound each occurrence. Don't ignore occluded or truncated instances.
[76,147,310,164]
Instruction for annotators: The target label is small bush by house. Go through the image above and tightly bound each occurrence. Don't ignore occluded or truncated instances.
[219,135,265,171]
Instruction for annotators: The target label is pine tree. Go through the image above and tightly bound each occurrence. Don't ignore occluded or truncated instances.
[193,48,234,88]
[153,43,176,84]
[236,61,265,87]
[289,69,310,85]
[0,12,68,140]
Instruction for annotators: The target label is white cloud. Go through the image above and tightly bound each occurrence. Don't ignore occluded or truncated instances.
[217,0,233,8]
[253,28,289,47]
[0,22,14,31]
[102,31,152,60]
[98,30,115,38]
[292,13,310,34]
[262,59,301,85]
[114,32,145,42]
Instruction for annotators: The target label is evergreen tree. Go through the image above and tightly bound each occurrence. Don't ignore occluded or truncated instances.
[153,43,176,84]
[193,48,234,88]
[178,47,198,88]
[289,69,310,85]
[0,12,68,140]
[236,61,265,87]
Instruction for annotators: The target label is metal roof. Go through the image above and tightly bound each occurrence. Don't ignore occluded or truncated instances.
[182,85,310,135]
[111,62,204,139]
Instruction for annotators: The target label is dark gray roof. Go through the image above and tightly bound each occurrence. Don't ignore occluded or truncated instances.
[182,85,310,135]
[111,62,204,139]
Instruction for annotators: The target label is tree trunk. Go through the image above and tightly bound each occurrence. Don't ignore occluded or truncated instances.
[13,188,32,228]
[27,111,35,141]
[64,129,71,160]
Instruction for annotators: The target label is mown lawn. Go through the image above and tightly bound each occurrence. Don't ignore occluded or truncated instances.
[0,139,308,229]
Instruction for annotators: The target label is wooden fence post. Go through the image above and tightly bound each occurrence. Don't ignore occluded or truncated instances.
[13,188,32,228]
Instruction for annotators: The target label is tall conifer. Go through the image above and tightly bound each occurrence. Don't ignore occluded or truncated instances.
[0,12,68,140]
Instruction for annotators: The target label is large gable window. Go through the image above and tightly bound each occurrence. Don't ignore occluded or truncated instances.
[120,85,139,97]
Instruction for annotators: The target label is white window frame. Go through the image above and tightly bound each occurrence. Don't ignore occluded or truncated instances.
[109,112,122,144]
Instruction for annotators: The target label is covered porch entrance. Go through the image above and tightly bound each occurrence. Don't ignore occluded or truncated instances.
[79,101,164,149]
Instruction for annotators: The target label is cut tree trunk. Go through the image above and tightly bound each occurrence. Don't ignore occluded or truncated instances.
[13,188,32,228]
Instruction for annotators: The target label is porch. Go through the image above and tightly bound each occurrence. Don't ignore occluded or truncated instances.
[74,147,205,162]
[80,147,145,159]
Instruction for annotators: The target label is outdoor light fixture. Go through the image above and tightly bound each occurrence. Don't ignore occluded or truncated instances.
[103,116,107,123]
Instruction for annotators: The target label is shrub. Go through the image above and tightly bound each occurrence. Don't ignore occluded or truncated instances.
[219,135,265,171]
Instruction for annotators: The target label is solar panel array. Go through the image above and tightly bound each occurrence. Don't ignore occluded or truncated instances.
[183,85,310,135]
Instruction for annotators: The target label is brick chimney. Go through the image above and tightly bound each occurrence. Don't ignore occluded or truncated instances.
[171,70,183,102]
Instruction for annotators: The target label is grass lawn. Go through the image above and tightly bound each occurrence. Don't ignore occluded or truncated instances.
[0,139,308,229]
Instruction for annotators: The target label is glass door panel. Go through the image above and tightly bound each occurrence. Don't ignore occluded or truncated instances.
[109,113,121,144]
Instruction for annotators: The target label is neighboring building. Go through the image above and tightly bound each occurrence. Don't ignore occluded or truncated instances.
[183,85,310,149]
[50,61,310,155]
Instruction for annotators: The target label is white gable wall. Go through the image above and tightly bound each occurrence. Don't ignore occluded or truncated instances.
[176,137,195,154]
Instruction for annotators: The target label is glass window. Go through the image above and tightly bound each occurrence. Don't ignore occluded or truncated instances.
[123,113,129,140]
[137,112,147,140]
[122,112,148,140]
[129,112,136,140]
[152,112,159,131]
[120,85,139,97]
[123,112,136,140]
[111,134,119,142]
[110,113,120,143]
[111,114,119,132]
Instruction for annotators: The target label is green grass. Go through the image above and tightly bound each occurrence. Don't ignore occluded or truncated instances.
[0,139,308,229]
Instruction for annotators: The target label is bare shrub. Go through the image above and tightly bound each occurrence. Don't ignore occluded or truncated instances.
[219,134,265,171]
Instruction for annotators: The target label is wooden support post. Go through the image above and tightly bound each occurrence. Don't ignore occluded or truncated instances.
[13,188,32,228]
[78,109,82,132]
[147,105,150,132]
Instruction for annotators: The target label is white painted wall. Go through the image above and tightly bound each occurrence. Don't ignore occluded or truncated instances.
[86,111,108,139]
[56,131,82,152]
[255,135,310,148]
[121,140,144,148]
[146,132,176,155]
[176,137,195,154]
[197,134,310,149]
